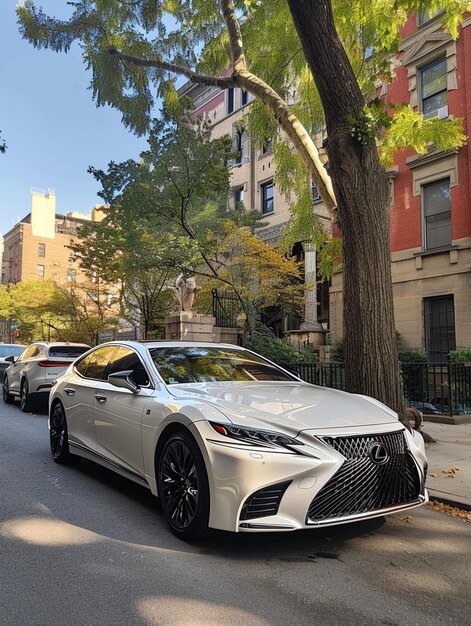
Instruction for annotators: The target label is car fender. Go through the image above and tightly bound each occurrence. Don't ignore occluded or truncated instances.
[142,398,230,496]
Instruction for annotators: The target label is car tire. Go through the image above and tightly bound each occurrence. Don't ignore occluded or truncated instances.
[50,402,73,464]
[3,377,14,404]
[20,379,35,413]
[157,431,210,541]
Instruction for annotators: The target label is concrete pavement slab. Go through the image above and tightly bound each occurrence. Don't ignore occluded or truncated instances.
[423,421,471,510]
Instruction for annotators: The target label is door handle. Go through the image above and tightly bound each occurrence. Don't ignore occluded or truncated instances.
[94,393,107,403]
[64,387,75,396]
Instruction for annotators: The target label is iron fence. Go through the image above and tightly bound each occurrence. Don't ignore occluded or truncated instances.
[279,361,471,417]
[280,363,346,390]
[212,289,241,328]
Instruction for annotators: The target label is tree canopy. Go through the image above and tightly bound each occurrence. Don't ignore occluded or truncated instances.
[18,0,471,414]
[71,101,305,337]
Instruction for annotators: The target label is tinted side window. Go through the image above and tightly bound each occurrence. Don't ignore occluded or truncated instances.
[22,345,41,360]
[108,347,150,387]
[75,346,117,380]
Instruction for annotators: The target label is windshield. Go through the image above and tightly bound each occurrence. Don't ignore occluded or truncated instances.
[148,347,295,384]
[0,345,25,358]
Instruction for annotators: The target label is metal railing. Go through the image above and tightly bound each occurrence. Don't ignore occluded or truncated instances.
[280,363,346,390]
[212,289,241,328]
[279,361,471,417]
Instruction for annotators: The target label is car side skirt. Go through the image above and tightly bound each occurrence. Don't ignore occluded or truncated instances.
[69,441,150,490]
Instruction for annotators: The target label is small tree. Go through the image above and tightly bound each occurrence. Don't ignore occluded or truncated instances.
[8,280,70,342]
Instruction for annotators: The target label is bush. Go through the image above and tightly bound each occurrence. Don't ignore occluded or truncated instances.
[247,325,317,364]
[449,348,471,363]
[398,348,428,363]
[330,340,344,363]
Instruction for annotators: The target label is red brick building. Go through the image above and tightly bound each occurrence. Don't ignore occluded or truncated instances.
[331,11,471,361]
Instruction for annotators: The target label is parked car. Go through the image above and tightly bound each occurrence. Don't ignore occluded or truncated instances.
[408,400,442,415]
[3,342,90,412]
[0,343,27,383]
[48,341,428,540]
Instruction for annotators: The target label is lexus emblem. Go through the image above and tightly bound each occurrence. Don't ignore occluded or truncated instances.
[369,442,389,465]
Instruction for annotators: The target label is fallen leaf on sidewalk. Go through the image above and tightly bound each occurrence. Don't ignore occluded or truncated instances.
[400,516,412,523]
[427,501,471,523]
[429,467,460,479]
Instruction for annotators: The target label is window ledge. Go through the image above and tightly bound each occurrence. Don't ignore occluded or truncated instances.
[406,148,459,169]
[262,211,274,216]
[413,244,458,258]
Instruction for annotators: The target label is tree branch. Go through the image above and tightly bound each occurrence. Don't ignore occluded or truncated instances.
[108,47,236,89]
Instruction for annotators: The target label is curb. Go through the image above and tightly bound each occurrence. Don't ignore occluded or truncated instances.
[422,413,471,425]
[427,489,471,512]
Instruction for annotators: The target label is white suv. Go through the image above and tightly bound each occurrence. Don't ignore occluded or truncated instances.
[0,343,27,384]
[3,342,90,412]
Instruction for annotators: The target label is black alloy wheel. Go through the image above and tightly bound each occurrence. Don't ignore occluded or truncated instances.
[158,431,210,541]
[50,402,72,464]
[3,377,14,404]
[20,379,34,413]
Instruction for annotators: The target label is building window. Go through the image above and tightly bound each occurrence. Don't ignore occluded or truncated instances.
[424,295,455,362]
[417,9,443,26]
[234,186,244,208]
[233,127,247,165]
[67,269,76,283]
[262,137,273,155]
[68,251,75,263]
[261,180,274,214]
[37,264,45,279]
[421,58,448,119]
[310,181,322,204]
[38,243,46,257]
[423,178,451,250]
[227,88,235,114]
[241,90,249,106]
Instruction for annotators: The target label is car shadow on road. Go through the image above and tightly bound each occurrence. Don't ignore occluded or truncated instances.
[45,453,387,560]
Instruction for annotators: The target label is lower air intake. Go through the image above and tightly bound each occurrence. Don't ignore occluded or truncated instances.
[240,481,291,521]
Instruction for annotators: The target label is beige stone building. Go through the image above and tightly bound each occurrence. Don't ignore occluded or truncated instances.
[179,81,332,337]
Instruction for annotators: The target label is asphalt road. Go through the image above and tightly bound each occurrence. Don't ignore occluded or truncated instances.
[1,400,470,626]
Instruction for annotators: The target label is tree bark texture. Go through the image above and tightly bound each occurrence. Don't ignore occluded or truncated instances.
[287,0,404,414]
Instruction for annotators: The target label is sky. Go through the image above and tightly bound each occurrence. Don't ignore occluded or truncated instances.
[0,1,148,237]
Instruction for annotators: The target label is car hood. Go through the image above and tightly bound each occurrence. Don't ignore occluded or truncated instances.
[167,381,399,434]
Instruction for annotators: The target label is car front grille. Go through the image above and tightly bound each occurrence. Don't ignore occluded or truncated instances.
[240,481,291,521]
[307,431,422,523]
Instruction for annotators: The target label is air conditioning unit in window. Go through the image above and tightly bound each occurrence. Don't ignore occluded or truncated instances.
[437,105,449,120]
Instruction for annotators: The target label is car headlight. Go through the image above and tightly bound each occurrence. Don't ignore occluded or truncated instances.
[209,422,303,451]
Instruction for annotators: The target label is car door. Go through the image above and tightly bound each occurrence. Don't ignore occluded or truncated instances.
[94,346,153,476]
[8,345,40,394]
[63,345,118,452]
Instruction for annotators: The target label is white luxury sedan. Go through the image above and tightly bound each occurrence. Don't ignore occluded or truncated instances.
[49,341,428,540]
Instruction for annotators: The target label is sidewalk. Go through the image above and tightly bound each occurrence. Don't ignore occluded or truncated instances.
[423,421,471,510]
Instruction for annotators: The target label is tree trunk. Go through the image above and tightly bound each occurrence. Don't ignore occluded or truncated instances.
[287,0,404,415]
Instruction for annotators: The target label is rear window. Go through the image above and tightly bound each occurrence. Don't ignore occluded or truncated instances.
[48,346,90,358]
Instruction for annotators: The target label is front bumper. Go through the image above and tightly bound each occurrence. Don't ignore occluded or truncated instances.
[194,421,428,533]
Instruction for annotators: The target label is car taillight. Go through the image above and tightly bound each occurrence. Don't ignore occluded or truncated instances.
[38,361,73,367]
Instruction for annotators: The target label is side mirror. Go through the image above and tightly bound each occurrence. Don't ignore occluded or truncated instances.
[5,355,17,363]
[108,370,140,394]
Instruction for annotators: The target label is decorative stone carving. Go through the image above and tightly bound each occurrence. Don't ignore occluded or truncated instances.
[167,274,202,312]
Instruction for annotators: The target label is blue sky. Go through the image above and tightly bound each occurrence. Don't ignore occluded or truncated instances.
[0,1,148,236]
